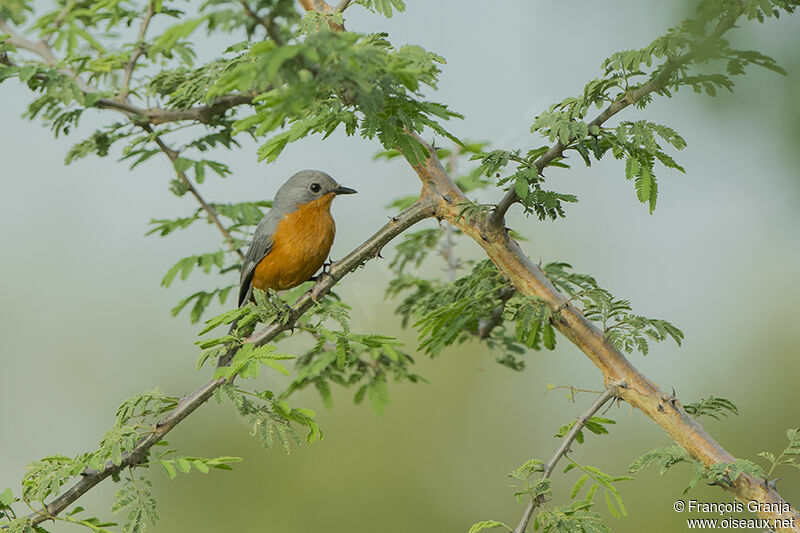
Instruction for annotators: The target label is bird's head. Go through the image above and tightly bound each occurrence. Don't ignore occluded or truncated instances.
[274,169,357,211]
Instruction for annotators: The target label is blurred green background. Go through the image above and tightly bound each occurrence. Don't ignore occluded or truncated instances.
[1,1,799,531]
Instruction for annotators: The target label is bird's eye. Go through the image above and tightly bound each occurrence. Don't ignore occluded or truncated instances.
[310,183,321,193]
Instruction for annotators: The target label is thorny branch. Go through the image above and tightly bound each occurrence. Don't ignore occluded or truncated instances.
[118,0,155,103]
[19,199,436,527]
[512,388,617,533]
[406,132,800,530]
[143,125,245,260]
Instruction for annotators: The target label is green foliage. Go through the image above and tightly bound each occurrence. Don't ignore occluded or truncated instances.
[629,446,765,494]
[62,507,118,533]
[562,461,632,519]
[213,30,461,165]
[213,343,295,380]
[473,148,578,220]
[467,520,511,533]
[759,428,800,477]
[509,459,548,502]
[22,455,88,503]
[485,0,796,214]
[115,389,176,426]
[532,501,610,533]
[283,295,422,414]
[214,384,321,450]
[0,488,16,520]
[554,417,616,445]
[498,411,629,533]
[389,260,509,356]
[684,396,739,420]
[503,295,557,352]
[629,446,693,476]
[111,474,158,533]
[544,262,683,355]
[705,459,765,487]
[385,227,681,371]
[352,0,406,18]
[153,454,242,479]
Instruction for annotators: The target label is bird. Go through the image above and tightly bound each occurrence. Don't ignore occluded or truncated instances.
[239,169,357,305]
[219,169,356,367]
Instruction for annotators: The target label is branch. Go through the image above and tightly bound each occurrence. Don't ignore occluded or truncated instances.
[512,388,616,533]
[297,0,345,31]
[0,20,254,258]
[477,286,515,339]
[1,18,253,124]
[489,12,738,226]
[245,199,436,348]
[335,0,352,12]
[22,198,437,526]
[0,19,93,93]
[24,379,223,525]
[241,1,284,45]
[118,0,155,102]
[144,95,254,124]
[298,0,333,12]
[405,136,800,531]
[143,125,245,260]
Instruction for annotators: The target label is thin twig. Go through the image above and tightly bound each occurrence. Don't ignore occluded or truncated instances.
[1,19,251,258]
[144,125,245,260]
[240,1,283,45]
[0,19,94,93]
[1,18,252,123]
[118,1,156,102]
[41,0,74,45]
[512,388,616,533]
[477,286,515,339]
[19,199,436,527]
[489,12,738,226]
[335,0,352,12]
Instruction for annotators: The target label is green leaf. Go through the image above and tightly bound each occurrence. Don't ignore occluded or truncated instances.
[468,520,510,533]
[159,460,177,480]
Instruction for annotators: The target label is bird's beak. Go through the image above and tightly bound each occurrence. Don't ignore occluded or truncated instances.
[333,185,357,195]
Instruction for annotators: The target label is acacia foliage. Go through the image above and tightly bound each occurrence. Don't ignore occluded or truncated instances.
[1,0,798,532]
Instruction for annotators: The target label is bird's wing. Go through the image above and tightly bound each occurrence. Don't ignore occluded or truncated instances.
[238,210,281,306]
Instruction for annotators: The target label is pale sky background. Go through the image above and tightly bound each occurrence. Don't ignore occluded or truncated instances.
[1,2,799,532]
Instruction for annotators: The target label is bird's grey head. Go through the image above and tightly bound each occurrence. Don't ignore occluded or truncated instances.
[272,170,356,212]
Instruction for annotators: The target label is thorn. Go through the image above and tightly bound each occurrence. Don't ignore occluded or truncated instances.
[442,194,453,204]
[767,478,781,490]
[657,403,665,412]
[480,233,490,243]
[617,381,629,389]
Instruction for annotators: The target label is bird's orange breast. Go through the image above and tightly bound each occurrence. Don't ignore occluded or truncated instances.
[252,192,336,292]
